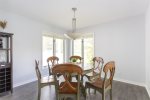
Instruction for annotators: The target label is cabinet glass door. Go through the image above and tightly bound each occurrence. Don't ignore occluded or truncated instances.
[0,36,10,63]
[0,51,7,62]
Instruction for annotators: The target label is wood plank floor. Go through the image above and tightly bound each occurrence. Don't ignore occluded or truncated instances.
[0,81,149,100]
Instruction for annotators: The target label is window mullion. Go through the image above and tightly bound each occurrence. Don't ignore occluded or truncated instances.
[72,40,74,56]
[63,39,65,63]
[53,38,56,56]
[81,39,84,68]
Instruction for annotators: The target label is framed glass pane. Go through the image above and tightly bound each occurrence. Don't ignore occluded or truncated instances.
[42,36,53,66]
[55,38,64,63]
[73,39,82,56]
[0,37,9,49]
[84,37,94,69]
[0,50,7,62]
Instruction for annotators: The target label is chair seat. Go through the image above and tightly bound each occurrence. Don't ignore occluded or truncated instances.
[83,68,93,74]
[86,78,110,88]
[41,76,55,83]
[59,82,78,94]
[85,72,94,76]
[84,72,100,81]
[84,71,99,77]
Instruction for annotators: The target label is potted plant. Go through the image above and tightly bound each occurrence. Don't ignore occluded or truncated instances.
[71,58,77,63]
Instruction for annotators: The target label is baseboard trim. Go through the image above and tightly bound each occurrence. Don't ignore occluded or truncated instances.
[145,85,150,98]
[14,78,145,87]
[114,78,145,87]
[13,78,37,88]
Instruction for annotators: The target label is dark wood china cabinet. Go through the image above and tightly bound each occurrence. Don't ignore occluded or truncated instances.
[0,32,13,94]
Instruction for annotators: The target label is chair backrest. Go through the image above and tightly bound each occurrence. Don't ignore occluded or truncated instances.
[69,55,82,64]
[47,56,59,66]
[47,56,59,75]
[52,63,83,93]
[103,61,115,88]
[92,57,104,76]
[35,60,41,81]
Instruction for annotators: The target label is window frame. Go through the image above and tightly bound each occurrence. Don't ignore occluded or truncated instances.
[72,34,94,69]
[42,34,65,66]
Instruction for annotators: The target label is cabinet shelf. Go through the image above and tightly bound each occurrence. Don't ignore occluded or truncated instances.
[0,32,13,95]
[0,48,11,50]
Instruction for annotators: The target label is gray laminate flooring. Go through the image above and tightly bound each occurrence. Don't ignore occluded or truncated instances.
[0,81,149,100]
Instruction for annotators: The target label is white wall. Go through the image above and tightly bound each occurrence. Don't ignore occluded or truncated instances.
[78,15,145,84]
[146,0,150,94]
[0,9,147,88]
[0,10,66,87]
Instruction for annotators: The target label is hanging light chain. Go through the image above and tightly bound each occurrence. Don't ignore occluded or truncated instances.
[72,8,77,33]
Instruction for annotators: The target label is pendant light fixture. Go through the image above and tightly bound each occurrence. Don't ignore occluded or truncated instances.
[64,7,78,40]
[72,7,77,33]
[64,8,94,40]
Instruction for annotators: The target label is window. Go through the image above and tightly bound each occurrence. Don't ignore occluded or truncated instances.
[55,38,64,63]
[42,36,53,66]
[42,35,64,66]
[73,35,94,69]
[84,37,94,69]
[42,33,94,68]
[73,39,82,56]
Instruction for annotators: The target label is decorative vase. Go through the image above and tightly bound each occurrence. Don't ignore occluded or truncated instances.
[0,20,7,32]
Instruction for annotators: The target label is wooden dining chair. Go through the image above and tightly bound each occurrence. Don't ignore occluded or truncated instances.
[85,61,115,100]
[52,63,84,100]
[47,56,59,75]
[35,60,55,100]
[83,57,104,81]
[69,55,83,64]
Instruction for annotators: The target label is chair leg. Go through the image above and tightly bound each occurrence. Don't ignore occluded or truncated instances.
[110,89,112,100]
[88,88,90,94]
[56,90,59,100]
[38,86,41,100]
[85,96,86,100]
[102,92,105,100]
[77,94,79,100]
[94,89,96,94]
[55,82,59,100]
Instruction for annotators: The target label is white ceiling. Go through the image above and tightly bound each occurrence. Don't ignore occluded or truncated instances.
[0,0,148,31]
